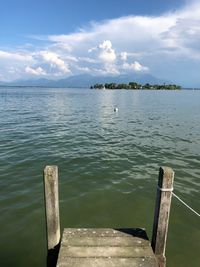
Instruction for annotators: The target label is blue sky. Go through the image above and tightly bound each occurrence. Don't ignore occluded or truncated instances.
[0,0,200,87]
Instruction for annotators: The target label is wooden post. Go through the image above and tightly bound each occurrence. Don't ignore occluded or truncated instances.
[151,166,174,267]
[44,165,61,251]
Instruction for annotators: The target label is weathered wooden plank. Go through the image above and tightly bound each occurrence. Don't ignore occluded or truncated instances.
[56,228,159,267]
[57,257,158,267]
[44,165,60,250]
[63,228,148,239]
[59,245,154,258]
[151,167,174,267]
[62,236,150,247]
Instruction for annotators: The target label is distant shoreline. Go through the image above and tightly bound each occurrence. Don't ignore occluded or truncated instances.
[0,85,200,90]
[90,82,182,90]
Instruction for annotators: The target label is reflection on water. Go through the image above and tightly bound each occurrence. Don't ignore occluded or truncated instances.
[0,87,200,267]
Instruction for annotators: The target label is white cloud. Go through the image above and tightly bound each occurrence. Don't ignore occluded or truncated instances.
[97,40,118,75]
[120,52,128,61]
[0,50,32,61]
[78,56,97,63]
[76,66,91,72]
[48,32,95,44]
[123,61,149,72]
[63,55,78,62]
[45,1,200,64]
[50,42,73,52]
[99,40,112,50]
[88,46,97,53]
[86,40,118,75]
[104,64,119,75]
[0,50,35,81]
[25,66,46,76]
[1,0,200,85]
[98,40,116,63]
[47,16,176,56]
[39,51,71,74]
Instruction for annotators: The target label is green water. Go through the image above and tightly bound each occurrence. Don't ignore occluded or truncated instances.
[0,87,200,267]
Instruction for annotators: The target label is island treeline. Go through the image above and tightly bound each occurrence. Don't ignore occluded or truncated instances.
[90,82,181,90]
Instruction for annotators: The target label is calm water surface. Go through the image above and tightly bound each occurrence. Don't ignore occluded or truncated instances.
[0,87,200,267]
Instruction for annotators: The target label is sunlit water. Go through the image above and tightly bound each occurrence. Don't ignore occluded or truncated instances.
[0,87,200,267]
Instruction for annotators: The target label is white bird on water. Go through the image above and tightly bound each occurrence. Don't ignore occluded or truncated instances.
[114,107,118,112]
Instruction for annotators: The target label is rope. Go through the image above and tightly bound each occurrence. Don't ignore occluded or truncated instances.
[172,192,200,217]
[157,186,173,192]
[157,186,200,218]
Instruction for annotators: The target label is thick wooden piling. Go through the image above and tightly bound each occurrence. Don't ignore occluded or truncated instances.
[151,167,174,267]
[44,165,61,251]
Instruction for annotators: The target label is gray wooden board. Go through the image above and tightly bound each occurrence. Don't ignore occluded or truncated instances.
[62,236,149,247]
[57,258,158,267]
[56,228,159,267]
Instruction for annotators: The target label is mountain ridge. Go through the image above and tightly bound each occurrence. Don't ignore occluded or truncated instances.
[0,73,171,88]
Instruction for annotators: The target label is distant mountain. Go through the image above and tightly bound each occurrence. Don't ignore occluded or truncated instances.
[0,73,170,88]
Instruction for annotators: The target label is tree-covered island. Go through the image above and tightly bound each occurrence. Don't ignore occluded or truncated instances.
[90,82,181,90]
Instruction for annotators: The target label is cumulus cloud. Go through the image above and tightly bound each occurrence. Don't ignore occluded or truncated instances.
[38,51,71,74]
[123,61,149,72]
[1,0,200,85]
[21,51,72,78]
[47,16,176,56]
[86,40,118,75]
[45,1,200,63]
[25,66,46,76]
[98,40,116,63]
[97,40,118,75]
[0,50,35,80]
[0,50,72,79]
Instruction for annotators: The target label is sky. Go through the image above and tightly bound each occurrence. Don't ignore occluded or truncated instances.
[0,0,200,87]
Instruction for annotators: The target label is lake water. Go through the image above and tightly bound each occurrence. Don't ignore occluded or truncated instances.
[0,87,200,267]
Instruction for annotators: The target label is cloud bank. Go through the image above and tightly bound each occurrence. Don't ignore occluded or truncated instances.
[1,0,200,86]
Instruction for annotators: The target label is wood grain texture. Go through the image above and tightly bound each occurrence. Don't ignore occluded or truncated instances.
[44,165,60,250]
[151,167,174,267]
[56,228,159,267]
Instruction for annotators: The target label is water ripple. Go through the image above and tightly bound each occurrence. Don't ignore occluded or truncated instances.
[0,88,200,267]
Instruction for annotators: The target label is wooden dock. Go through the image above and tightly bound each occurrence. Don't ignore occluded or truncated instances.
[56,228,158,267]
[43,166,174,267]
